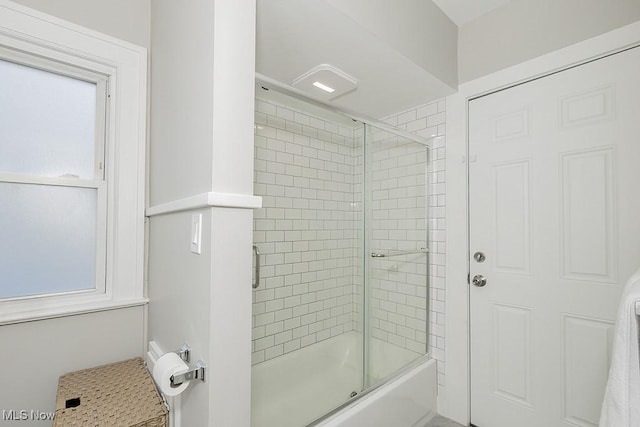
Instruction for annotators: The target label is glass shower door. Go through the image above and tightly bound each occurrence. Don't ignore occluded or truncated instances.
[251,86,365,427]
[363,124,430,388]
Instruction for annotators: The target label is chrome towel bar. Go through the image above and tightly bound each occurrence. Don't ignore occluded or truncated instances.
[370,248,428,258]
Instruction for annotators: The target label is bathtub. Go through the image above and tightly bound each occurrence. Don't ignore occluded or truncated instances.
[251,331,437,427]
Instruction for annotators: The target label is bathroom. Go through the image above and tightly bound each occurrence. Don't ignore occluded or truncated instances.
[1,0,640,426]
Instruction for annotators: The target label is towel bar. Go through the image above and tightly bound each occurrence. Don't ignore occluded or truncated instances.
[370,248,428,258]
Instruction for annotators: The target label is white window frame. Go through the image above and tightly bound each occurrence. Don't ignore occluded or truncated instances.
[0,48,109,300]
[0,0,147,324]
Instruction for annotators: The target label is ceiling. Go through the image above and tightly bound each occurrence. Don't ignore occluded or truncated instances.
[432,0,512,26]
[255,0,512,119]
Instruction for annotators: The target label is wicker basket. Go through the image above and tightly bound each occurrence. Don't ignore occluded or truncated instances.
[54,357,168,427]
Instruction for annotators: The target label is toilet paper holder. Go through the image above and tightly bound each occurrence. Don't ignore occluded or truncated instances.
[170,360,206,388]
[167,343,206,388]
[174,344,191,362]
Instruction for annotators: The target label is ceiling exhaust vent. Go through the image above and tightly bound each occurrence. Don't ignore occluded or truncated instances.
[291,64,358,100]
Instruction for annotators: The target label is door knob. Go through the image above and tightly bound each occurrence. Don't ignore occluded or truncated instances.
[472,274,487,287]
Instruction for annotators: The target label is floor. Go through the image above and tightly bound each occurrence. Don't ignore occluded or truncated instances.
[425,414,466,427]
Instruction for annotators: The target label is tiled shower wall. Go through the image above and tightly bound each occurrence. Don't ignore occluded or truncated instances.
[251,99,361,364]
[382,101,447,390]
[367,128,429,355]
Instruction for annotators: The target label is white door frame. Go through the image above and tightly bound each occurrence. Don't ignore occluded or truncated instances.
[442,20,640,425]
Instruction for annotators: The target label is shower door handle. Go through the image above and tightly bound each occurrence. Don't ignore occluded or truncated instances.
[252,245,261,289]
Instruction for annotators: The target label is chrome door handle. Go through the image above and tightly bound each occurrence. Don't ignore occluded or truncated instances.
[252,245,260,289]
[472,274,487,287]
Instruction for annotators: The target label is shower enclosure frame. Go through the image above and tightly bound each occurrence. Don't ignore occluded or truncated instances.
[253,72,439,426]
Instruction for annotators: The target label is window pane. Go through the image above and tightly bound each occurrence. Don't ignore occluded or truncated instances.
[0,59,97,178]
[0,183,98,299]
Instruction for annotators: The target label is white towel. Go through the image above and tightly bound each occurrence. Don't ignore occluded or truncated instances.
[600,268,640,427]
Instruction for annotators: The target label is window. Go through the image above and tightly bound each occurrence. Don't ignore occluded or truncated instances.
[0,53,108,300]
[0,2,147,324]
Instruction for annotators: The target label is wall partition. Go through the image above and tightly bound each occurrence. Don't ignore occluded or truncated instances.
[250,83,430,427]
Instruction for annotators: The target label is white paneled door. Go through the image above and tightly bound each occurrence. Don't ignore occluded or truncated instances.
[469,47,640,427]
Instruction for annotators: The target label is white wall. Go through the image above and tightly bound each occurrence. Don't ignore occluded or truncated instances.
[459,0,640,82]
[148,1,256,426]
[148,1,215,206]
[147,210,213,425]
[0,1,149,420]
[9,0,150,48]
[0,307,145,423]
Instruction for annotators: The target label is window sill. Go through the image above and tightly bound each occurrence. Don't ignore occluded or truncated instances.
[0,297,149,326]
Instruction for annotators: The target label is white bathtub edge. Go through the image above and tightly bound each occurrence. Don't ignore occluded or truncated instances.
[314,358,437,427]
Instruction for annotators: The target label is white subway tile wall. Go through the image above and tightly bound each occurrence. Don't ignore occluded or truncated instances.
[382,100,446,392]
[367,127,429,355]
[252,97,446,393]
[252,98,361,365]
